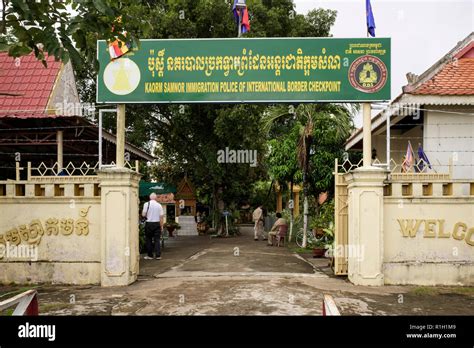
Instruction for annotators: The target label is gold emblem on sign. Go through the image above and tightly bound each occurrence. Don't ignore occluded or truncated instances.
[348,55,387,93]
[358,62,378,86]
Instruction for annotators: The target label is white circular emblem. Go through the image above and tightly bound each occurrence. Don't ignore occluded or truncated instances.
[103,58,140,95]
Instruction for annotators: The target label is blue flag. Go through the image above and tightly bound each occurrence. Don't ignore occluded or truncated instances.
[232,0,240,21]
[366,0,376,37]
[417,145,432,169]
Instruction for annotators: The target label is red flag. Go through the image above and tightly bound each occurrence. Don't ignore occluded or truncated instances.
[401,141,414,172]
[241,7,250,33]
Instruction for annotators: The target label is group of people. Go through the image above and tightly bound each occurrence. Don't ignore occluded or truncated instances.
[252,205,288,246]
[141,192,165,260]
[142,195,289,259]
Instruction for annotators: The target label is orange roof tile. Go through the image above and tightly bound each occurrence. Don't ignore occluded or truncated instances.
[411,57,474,95]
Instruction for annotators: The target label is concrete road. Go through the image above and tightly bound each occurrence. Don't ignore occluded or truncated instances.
[1,225,473,315]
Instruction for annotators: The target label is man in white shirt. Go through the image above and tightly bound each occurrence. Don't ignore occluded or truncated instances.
[142,192,164,260]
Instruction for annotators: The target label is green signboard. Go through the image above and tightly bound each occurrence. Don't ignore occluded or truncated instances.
[139,181,176,197]
[97,38,390,103]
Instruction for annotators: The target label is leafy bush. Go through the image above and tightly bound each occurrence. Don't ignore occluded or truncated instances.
[310,199,334,231]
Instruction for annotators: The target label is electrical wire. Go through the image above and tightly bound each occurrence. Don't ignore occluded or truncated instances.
[376,135,474,139]
[0,104,117,114]
[0,152,98,156]
[0,105,472,116]
[0,139,99,142]
[0,125,99,132]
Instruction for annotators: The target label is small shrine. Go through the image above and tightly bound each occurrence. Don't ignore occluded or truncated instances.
[175,177,197,216]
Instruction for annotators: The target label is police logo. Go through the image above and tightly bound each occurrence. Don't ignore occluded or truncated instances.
[348,55,388,93]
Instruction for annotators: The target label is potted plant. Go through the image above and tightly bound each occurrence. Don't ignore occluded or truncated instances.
[312,226,334,258]
[164,221,180,237]
[312,239,327,258]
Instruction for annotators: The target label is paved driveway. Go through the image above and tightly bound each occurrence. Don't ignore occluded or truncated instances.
[140,225,319,277]
[1,225,473,315]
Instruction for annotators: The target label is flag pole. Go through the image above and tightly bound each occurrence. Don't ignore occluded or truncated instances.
[235,0,247,38]
[238,9,242,38]
[362,2,372,167]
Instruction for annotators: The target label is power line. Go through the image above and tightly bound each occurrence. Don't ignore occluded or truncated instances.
[0,139,99,143]
[380,106,474,117]
[0,105,472,116]
[389,150,474,153]
[0,104,117,114]
[383,122,474,126]
[0,125,99,132]
[376,135,474,139]
[0,152,98,156]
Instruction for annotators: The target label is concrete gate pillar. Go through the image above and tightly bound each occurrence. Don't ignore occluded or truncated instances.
[344,167,387,286]
[98,168,141,286]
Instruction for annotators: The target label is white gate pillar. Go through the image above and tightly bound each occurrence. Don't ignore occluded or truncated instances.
[98,167,141,286]
[344,167,387,286]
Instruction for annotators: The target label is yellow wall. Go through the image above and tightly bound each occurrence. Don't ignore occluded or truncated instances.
[0,179,101,285]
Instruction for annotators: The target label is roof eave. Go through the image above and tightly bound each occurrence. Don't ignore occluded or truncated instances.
[345,94,474,151]
[402,33,474,93]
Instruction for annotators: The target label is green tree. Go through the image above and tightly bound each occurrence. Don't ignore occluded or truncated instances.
[0,0,153,67]
[4,0,339,231]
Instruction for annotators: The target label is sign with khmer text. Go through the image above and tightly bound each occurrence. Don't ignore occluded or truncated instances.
[96,38,390,103]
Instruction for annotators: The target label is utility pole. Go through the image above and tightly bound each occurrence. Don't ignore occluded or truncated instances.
[362,102,372,167]
[116,104,126,168]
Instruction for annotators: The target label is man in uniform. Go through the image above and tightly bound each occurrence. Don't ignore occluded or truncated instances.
[252,205,265,241]
[267,212,287,246]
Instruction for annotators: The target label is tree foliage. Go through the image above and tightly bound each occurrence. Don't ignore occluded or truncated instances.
[1,0,345,222]
[132,1,337,225]
[264,103,353,199]
[0,0,153,67]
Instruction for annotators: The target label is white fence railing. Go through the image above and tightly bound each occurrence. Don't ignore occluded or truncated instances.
[11,160,140,180]
[322,294,341,316]
[372,158,453,181]
[336,157,452,181]
[0,290,39,315]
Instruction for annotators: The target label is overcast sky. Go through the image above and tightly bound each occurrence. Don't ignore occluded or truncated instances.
[294,0,473,127]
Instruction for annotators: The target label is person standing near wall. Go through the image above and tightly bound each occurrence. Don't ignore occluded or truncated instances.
[252,205,266,241]
[142,193,164,260]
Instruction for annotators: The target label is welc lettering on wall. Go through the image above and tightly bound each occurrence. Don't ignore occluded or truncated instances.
[398,219,474,246]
